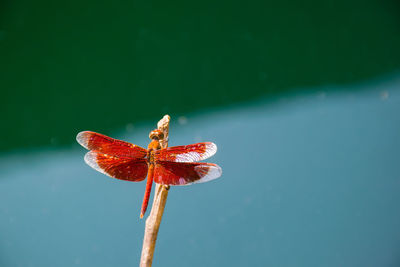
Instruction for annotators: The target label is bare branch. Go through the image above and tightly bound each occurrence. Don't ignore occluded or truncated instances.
[140,115,171,267]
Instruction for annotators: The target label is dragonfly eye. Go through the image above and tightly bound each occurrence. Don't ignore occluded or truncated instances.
[149,129,164,140]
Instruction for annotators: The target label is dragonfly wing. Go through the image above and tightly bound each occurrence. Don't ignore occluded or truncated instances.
[77,131,147,159]
[85,151,148,181]
[155,142,217,162]
[154,161,222,186]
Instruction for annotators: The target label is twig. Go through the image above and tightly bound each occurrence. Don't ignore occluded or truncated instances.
[140,115,171,267]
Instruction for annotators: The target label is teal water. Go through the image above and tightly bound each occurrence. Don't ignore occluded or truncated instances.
[1,75,399,266]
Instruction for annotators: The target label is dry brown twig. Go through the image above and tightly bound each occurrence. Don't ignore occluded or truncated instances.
[140,115,171,267]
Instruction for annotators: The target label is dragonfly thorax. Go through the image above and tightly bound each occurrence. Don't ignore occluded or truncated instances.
[147,139,161,164]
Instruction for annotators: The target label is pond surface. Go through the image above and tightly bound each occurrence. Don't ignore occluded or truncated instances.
[1,75,399,266]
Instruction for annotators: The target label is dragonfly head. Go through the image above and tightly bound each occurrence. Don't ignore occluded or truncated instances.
[149,129,164,140]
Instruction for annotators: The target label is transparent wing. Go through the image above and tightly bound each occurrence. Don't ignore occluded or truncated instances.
[154,161,222,186]
[155,142,217,162]
[77,131,147,159]
[84,151,148,182]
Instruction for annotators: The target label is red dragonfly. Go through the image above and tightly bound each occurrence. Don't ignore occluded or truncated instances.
[76,129,222,218]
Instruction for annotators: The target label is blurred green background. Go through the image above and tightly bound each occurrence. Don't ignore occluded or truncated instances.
[1,0,400,266]
[1,0,400,152]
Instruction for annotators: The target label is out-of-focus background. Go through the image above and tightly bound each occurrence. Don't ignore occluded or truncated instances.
[1,1,400,266]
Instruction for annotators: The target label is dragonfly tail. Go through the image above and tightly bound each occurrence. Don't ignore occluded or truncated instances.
[140,164,154,218]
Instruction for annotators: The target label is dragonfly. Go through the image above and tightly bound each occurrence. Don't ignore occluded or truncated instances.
[76,129,222,218]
